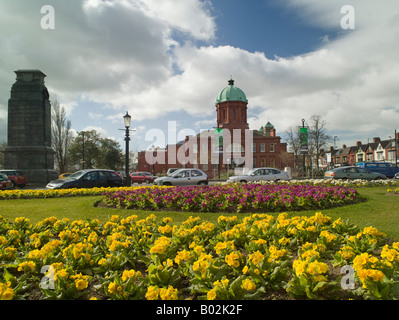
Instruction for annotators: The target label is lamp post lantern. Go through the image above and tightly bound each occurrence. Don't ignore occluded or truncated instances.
[123,112,132,186]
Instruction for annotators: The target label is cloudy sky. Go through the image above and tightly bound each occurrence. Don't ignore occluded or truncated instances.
[1,0,399,152]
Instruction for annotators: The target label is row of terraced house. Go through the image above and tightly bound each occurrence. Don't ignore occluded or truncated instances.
[320,133,399,168]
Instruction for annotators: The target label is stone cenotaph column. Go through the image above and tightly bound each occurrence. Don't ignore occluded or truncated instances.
[4,70,59,185]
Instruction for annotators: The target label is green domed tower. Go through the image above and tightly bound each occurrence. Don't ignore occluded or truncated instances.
[215,78,249,130]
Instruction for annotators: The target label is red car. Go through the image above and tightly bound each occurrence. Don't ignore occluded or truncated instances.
[0,173,13,190]
[0,170,27,188]
[130,172,155,184]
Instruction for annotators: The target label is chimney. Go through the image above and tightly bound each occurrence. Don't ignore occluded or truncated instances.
[373,137,380,143]
[330,146,334,152]
[356,141,362,147]
[342,144,347,149]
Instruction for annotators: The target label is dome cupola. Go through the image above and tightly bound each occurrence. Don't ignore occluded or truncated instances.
[216,78,248,104]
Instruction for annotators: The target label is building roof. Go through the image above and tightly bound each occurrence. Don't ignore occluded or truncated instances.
[216,78,248,104]
[265,121,274,128]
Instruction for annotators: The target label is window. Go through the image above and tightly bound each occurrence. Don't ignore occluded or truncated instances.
[270,158,275,168]
[98,171,107,181]
[85,172,97,180]
[175,170,189,178]
[260,143,265,152]
[253,158,257,168]
[232,109,236,119]
[227,143,244,152]
[191,170,203,177]
[344,167,358,173]
[252,143,256,152]
[202,164,208,171]
[260,158,266,167]
[270,143,275,152]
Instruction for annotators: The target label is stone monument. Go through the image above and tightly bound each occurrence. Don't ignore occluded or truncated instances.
[4,70,58,185]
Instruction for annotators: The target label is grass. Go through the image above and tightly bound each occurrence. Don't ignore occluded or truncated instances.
[0,186,398,240]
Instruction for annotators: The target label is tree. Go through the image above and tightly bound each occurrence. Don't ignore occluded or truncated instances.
[68,130,124,171]
[307,115,332,170]
[51,101,72,173]
[286,126,302,171]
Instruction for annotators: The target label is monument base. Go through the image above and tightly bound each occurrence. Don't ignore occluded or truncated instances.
[4,146,59,185]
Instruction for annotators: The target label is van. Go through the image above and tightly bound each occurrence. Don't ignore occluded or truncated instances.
[356,162,399,178]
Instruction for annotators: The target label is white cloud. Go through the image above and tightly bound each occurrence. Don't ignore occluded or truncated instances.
[1,0,398,151]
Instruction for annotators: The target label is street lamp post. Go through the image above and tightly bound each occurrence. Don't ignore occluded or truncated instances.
[151,144,156,176]
[123,112,132,186]
[81,131,85,170]
[395,129,398,168]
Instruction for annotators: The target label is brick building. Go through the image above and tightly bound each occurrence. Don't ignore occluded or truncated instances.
[322,133,399,168]
[137,79,294,178]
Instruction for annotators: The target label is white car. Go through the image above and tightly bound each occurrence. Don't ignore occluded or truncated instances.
[154,169,208,186]
[227,168,290,183]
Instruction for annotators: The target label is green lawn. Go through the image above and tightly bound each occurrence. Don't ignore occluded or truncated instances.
[0,186,398,240]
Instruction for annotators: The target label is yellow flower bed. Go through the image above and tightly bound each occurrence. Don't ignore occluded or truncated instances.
[0,187,139,200]
[0,212,398,300]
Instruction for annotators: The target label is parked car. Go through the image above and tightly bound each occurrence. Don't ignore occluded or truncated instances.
[356,162,399,179]
[0,173,13,190]
[227,168,290,183]
[0,170,27,188]
[166,168,180,176]
[130,172,155,184]
[154,169,208,186]
[46,169,123,189]
[394,172,399,180]
[324,166,387,180]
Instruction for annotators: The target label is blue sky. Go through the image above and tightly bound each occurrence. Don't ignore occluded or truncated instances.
[1,0,399,155]
[212,1,331,57]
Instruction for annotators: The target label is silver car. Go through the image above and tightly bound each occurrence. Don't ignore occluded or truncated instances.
[324,166,387,180]
[154,169,208,186]
[227,168,290,183]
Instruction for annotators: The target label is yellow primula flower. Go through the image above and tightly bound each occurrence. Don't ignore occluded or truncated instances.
[0,282,14,300]
[207,288,217,300]
[159,286,178,300]
[17,261,36,272]
[108,282,117,294]
[150,236,171,255]
[241,278,256,291]
[75,279,89,291]
[174,250,192,265]
[248,251,264,266]
[215,241,235,255]
[225,251,242,268]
